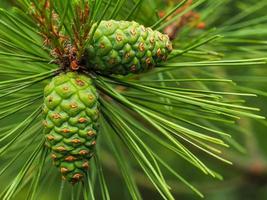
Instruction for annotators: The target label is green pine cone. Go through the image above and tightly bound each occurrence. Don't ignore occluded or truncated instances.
[43,72,99,183]
[86,20,173,75]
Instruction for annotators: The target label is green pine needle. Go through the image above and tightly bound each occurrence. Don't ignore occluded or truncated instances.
[0,0,267,199]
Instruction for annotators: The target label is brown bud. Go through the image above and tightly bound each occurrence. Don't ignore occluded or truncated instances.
[47,135,55,141]
[62,128,70,133]
[82,162,89,169]
[197,22,206,29]
[116,34,123,42]
[78,118,87,123]
[65,156,76,161]
[79,150,89,155]
[71,60,79,70]
[72,173,83,181]
[43,120,48,127]
[159,34,164,41]
[88,95,94,101]
[63,86,69,91]
[48,96,53,103]
[70,103,78,109]
[52,113,61,119]
[100,43,105,48]
[130,65,137,72]
[146,58,151,65]
[150,36,155,44]
[51,154,57,160]
[60,167,69,173]
[56,146,66,152]
[125,52,130,59]
[130,29,136,36]
[139,43,145,52]
[87,130,95,136]
[75,79,85,86]
[71,139,81,144]
[157,49,162,57]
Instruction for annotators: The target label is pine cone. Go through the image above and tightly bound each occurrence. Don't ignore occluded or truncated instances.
[43,72,99,183]
[86,20,173,75]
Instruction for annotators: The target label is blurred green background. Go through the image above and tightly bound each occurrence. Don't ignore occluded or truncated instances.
[0,0,267,199]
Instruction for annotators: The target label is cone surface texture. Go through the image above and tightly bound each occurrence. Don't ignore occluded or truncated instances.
[43,72,99,183]
[86,20,173,75]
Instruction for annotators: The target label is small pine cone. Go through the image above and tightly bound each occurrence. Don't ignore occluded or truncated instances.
[43,72,99,184]
[86,20,173,75]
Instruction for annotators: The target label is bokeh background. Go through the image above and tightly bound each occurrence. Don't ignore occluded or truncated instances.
[0,0,266,199]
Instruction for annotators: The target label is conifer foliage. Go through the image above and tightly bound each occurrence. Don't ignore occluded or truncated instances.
[0,0,266,199]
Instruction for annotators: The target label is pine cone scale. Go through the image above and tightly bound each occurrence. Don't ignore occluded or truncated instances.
[86,20,173,75]
[43,72,99,183]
